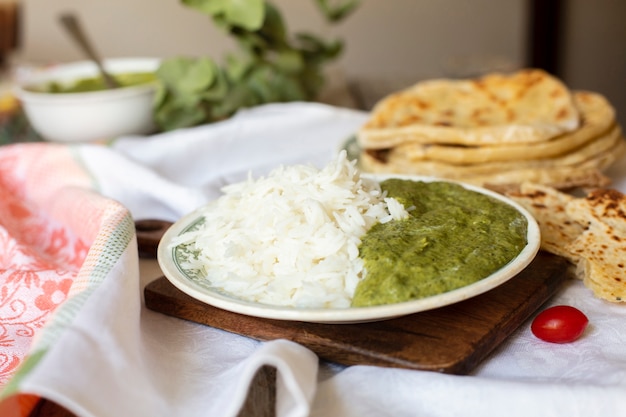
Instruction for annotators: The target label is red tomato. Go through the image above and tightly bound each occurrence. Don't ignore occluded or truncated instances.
[531,305,589,343]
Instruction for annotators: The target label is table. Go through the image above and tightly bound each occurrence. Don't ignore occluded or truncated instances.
[1,101,625,417]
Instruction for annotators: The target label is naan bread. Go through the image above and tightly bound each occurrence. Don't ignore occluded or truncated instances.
[392,92,615,164]
[358,69,580,148]
[353,71,623,190]
[505,185,626,302]
[565,189,626,302]
[505,183,584,263]
[360,132,625,189]
[365,125,622,176]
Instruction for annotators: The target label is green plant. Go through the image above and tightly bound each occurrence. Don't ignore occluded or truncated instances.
[153,0,359,131]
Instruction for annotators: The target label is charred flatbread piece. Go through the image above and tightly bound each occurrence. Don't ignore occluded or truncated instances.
[505,183,584,263]
[507,184,626,303]
[566,189,626,302]
[358,68,580,148]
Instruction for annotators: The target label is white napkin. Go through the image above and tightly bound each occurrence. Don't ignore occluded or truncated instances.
[95,102,365,220]
[8,102,626,417]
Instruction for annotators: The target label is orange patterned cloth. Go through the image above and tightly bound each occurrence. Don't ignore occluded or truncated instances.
[0,142,136,415]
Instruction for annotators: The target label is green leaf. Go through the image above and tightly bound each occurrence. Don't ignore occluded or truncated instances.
[246,65,308,102]
[296,33,343,62]
[231,30,269,53]
[152,82,168,109]
[271,49,304,73]
[314,0,360,23]
[258,3,287,45]
[182,0,265,31]
[202,68,229,101]
[182,0,228,17]
[211,83,258,119]
[154,98,207,131]
[224,0,265,30]
[246,66,277,102]
[156,57,217,94]
[225,54,253,82]
[299,67,326,98]
[275,75,308,101]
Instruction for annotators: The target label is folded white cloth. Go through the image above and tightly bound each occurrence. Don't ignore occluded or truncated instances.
[94,102,363,220]
[3,102,626,417]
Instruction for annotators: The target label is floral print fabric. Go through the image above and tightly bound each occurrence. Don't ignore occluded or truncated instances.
[0,142,116,414]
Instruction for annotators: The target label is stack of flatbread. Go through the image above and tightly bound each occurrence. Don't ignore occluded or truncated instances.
[357,68,625,190]
[506,182,626,303]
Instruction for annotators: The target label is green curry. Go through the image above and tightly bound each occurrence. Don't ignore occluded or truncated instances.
[29,72,157,94]
[351,179,528,307]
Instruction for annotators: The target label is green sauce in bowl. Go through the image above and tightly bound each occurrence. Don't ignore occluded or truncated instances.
[28,71,157,93]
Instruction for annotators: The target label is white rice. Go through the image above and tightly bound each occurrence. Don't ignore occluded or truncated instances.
[169,150,409,308]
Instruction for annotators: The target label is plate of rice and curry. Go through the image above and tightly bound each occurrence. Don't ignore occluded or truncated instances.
[157,151,540,323]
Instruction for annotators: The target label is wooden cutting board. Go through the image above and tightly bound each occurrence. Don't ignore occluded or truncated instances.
[144,251,572,375]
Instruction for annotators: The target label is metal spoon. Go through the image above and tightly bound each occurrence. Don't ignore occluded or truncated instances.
[58,12,120,89]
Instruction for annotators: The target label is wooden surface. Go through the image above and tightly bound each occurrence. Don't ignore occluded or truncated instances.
[29,400,75,417]
[145,251,572,375]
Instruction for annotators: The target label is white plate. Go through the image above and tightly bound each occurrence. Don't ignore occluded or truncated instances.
[157,175,541,324]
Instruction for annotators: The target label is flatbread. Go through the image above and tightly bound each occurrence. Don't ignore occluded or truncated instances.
[365,124,622,176]
[505,183,584,263]
[565,189,626,302]
[360,129,625,189]
[358,69,580,148]
[392,92,615,164]
[505,185,626,302]
[361,145,621,190]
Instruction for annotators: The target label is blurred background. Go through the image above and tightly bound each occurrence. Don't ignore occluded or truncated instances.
[2,0,625,125]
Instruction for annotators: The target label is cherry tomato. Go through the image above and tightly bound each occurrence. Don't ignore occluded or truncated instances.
[531,305,589,343]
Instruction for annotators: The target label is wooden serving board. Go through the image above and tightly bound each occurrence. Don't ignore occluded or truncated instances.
[144,251,572,375]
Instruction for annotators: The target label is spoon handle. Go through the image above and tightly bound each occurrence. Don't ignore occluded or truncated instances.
[58,12,119,89]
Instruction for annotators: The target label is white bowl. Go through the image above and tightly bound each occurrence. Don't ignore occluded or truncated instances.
[15,57,160,143]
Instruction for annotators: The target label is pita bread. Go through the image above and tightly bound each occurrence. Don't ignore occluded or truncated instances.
[565,189,626,302]
[358,69,580,148]
[505,183,584,263]
[360,130,625,189]
[392,92,615,164]
[506,184,626,302]
[365,124,622,176]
